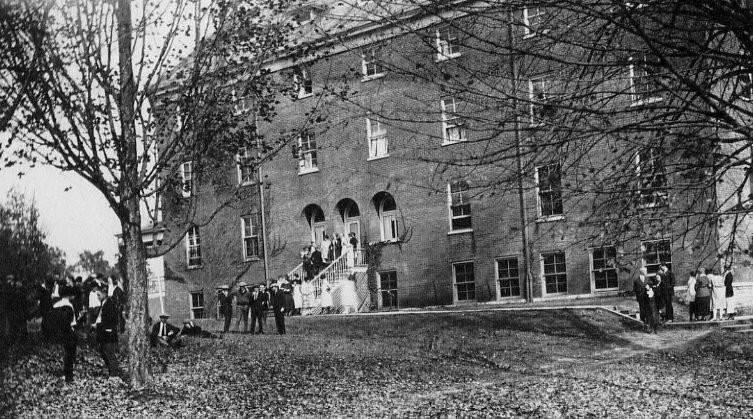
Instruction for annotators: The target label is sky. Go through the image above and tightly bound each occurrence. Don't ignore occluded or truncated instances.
[0,164,121,265]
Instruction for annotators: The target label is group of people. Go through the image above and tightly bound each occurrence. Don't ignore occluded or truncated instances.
[685,267,736,322]
[634,263,738,333]
[301,232,360,282]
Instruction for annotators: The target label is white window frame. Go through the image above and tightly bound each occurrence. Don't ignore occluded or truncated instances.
[298,132,318,174]
[237,147,255,185]
[541,251,567,295]
[361,46,385,81]
[452,261,476,303]
[232,89,254,115]
[448,182,472,233]
[294,67,313,99]
[441,98,466,144]
[495,257,521,299]
[180,161,193,198]
[635,147,668,208]
[590,246,619,292]
[379,197,398,242]
[629,55,664,106]
[186,226,202,268]
[641,239,672,278]
[366,117,389,160]
[189,291,205,319]
[535,163,564,221]
[528,76,551,124]
[436,26,461,62]
[241,215,260,261]
[523,7,546,38]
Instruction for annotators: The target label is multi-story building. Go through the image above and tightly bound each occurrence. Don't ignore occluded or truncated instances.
[152,1,750,320]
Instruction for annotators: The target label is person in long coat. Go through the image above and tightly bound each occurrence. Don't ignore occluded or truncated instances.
[279,276,295,316]
[695,269,712,321]
[218,285,232,333]
[709,269,726,321]
[95,285,119,378]
[632,268,649,324]
[685,271,697,322]
[724,267,736,320]
[645,277,661,333]
[269,283,286,334]
[45,286,78,382]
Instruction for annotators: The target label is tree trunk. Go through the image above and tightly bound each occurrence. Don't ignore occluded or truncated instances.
[116,0,152,388]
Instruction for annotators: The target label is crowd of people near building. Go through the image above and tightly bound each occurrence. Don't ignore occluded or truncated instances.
[300,231,360,281]
[633,263,738,333]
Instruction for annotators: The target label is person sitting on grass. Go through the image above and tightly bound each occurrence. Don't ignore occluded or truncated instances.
[181,319,220,339]
[150,313,183,348]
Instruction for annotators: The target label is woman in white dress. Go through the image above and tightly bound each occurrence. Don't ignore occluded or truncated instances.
[301,278,315,315]
[320,274,333,314]
[292,278,303,316]
[709,269,726,321]
[340,275,358,314]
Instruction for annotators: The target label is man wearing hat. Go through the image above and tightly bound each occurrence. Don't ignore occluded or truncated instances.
[233,282,251,333]
[218,285,232,333]
[249,283,268,334]
[181,319,219,339]
[46,285,78,383]
[269,282,286,335]
[150,313,183,348]
[95,284,119,378]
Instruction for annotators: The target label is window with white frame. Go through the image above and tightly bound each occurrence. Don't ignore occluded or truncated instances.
[536,163,563,218]
[529,76,554,123]
[379,271,398,310]
[241,215,260,260]
[362,46,385,79]
[378,194,398,242]
[190,291,206,319]
[436,26,461,61]
[496,257,521,297]
[237,147,255,185]
[636,147,668,207]
[441,97,466,143]
[542,252,567,294]
[232,89,254,115]
[641,239,671,277]
[591,246,618,290]
[186,226,202,267]
[180,161,193,198]
[366,117,388,159]
[298,132,318,173]
[523,7,546,37]
[629,55,664,104]
[448,181,472,231]
[294,67,313,98]
[453,261,476,302]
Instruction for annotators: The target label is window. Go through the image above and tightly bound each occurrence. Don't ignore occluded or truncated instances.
[366,117,388,159]
[378,194,398,242]
[448,181,472,231]
[441,98,466,143]
[436,26,461,61]
[591,246,618,290]
[536,163,563,219]
[298,132,318,173]
[232,89,254,115]
[453,261,476,302]
[362,46,385,79]
[642,239,671,277]
[294,67,313,98]
[529,76,554,123]
[523,7,546,37]
[636,147,668,207]
[629,55,664,105]
[189,291,205,319]
[180,161,193,198]
[237,147,255,185]
[542,252,567,294]
[186,226,202,267]
[242,215,260,260]
[496,257,521,298]
[379,271,398,310]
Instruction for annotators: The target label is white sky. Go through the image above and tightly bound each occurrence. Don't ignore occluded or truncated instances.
[0,163,121,265]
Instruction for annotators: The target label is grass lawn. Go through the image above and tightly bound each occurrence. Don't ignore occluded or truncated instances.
[2,309,753,418]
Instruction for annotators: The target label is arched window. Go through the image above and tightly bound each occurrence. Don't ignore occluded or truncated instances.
[373,193,398,242]
[303,204,326,244]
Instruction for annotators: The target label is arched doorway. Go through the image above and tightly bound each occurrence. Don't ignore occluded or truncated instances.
[372,192,398,242]
[336,198,361,245]
[302,204,326,245]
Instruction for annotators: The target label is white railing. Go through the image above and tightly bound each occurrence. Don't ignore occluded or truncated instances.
[286,262,304,283]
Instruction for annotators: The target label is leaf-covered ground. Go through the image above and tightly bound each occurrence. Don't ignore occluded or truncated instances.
[2,309,752,418]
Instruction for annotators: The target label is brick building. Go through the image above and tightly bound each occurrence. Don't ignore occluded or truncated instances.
[153,1,749,320]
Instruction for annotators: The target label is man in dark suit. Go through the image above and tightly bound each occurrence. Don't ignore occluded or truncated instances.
[95,285,119,378]
[45,285,78,383]
[657,263,675,323]
[310,247,324,275]
[150,313,183,348]
[269,283,286,335]
[249,284,268,334]
[218,285,232,333]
